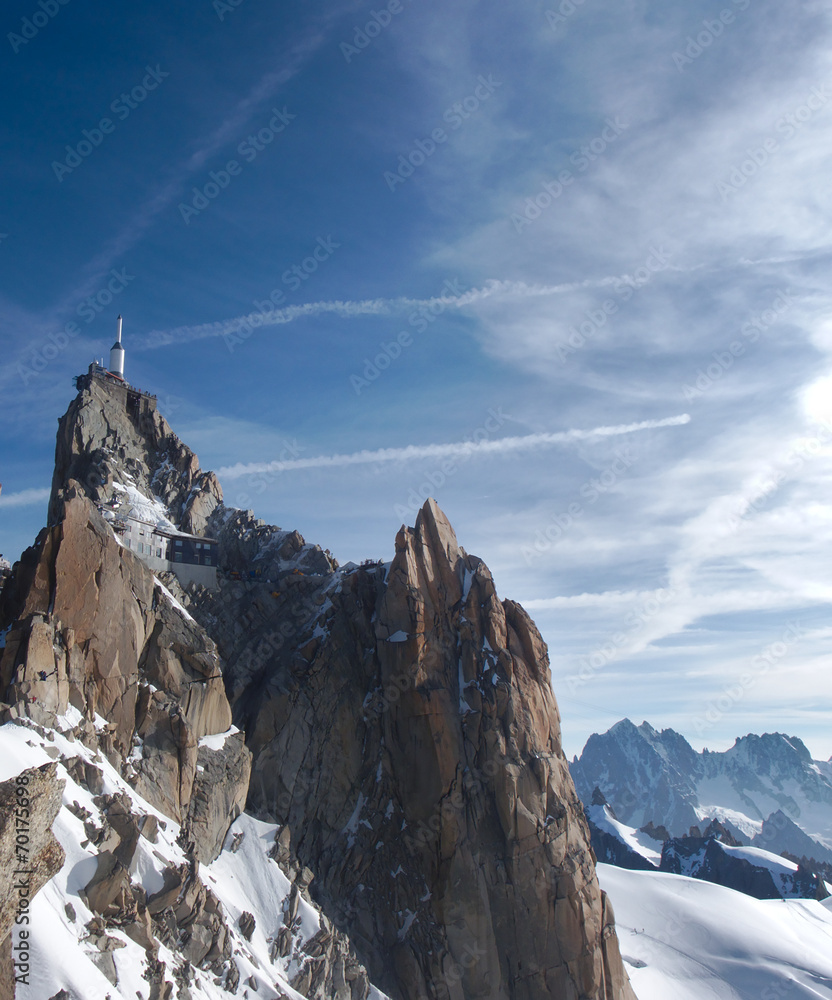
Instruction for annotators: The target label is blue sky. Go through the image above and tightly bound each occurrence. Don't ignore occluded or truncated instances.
[2,0,831,760]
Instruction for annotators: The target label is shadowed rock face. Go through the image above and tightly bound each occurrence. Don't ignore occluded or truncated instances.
[194,499,637,1000]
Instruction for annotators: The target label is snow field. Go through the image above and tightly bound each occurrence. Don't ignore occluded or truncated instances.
[599,864,832,1000]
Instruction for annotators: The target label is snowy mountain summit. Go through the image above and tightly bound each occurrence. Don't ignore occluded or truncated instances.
[571,718,832,864]
[0,375,637,1000]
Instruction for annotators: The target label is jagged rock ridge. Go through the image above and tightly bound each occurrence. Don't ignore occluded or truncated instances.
[0,376,637,1000]
[194,498,636,998]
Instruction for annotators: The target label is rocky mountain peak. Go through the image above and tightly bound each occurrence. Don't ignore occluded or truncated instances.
[49,374,222,535]
[572,719,832,854]
[0,384,638,1000]
[727,732,814,771]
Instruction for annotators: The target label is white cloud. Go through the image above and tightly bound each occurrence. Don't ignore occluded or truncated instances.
[0,487,50,509]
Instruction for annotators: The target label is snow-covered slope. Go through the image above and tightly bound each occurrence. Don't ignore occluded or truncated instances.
[752,809,832,865]
[0,714,389,1000]
[719,841,832,896]
[599,864,832,1000]
[586,802,662,866]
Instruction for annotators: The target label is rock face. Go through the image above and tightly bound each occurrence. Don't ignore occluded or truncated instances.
[193,499,637,1000]
[184,731,251,864]
[0,378,637,1000]
[570,720,702,834]
[585,796,657,873]
[752,809,832,866]
[49,375,221,533]
[0,762,66,1000]
[0,763,66,941]
[571,719,832,850]
[0,484,247,864]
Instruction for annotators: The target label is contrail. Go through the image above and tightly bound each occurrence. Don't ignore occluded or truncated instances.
[218,414,691,479]
[0,487,50,508]
[138,277,636,350]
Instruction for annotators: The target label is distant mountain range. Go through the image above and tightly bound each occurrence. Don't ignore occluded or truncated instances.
[570,719,832,864]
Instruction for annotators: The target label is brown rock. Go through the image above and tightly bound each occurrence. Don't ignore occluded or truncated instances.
[183,731,251,864]
[238,911,256,940]
[0,932,14,1000]
[1,484,238,826]
[83,851,131,916]
[146,865,187,916]
[193,499,637,1000]
[0,763,66,942]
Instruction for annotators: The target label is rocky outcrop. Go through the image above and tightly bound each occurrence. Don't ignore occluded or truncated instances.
[571,719,832,843]
[183,731,252,864]
[0,485,247,852]
[752,809,832,866]
[192,499,637,1000]
[49,375,221,532]
[570,719,702,833]
[0,762,66,999]
[206,506,337,579]
[0,763,66,942]
[585,799,657,873]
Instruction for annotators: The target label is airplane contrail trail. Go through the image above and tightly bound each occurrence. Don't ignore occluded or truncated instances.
[137,277,633,349]
[217,414,691,479]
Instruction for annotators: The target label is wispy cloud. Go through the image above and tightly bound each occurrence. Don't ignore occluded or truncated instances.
[0,487,50,509]
[217,414,691,478]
